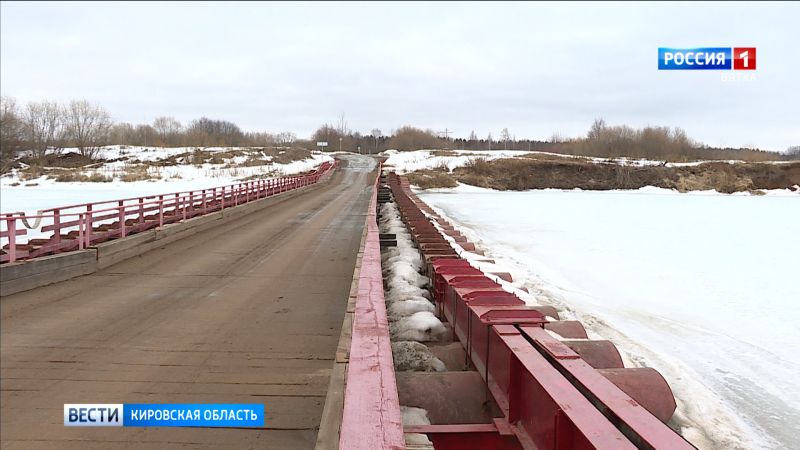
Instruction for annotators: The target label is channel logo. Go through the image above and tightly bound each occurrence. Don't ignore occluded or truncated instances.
[64,404,123,427]
[658,47,756,70]
[64,403,265,427]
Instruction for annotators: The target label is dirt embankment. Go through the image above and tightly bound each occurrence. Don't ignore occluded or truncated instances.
[406,157,800,193]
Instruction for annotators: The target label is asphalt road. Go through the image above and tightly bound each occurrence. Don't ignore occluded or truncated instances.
[0,154,377,449]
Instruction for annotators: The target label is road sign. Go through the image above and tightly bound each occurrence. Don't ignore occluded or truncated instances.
[317,141,329,147]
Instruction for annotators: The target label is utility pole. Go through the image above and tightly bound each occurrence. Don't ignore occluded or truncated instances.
[439,128,453,149]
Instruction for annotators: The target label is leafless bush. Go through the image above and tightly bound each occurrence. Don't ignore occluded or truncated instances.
[22,100,66,162]
[387,126,447,151]
[51,168,111,182]
[65,99,112,160]
[152,116,183,146]
[1,96,24,172]
[120,165,155,182]
[406,169,458,189]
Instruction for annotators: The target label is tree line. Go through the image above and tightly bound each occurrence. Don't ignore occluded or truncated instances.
[2,97,796,170]
[0,97,303,167]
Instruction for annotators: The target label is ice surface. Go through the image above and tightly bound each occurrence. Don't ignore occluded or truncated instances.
[418,184,800,450]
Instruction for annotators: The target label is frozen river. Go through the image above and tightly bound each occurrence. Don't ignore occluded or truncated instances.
[418,185,800,450]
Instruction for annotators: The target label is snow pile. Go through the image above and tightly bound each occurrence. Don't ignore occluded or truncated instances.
[392,341,446,372]
[381,149,529,174]
[386,262,429,289]
[390,311,447,342]
[387,298,436,321]
[401,406,434,447]
[380,199,448,370]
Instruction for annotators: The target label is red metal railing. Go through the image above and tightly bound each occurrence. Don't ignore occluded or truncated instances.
[1,161,335,264]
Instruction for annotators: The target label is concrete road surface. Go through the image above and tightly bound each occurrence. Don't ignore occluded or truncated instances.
[0,154,377,449]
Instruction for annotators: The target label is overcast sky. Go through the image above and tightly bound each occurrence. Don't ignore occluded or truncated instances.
[1,1,798,151]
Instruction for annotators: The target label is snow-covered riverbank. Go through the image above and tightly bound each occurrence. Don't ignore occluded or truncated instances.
[418,184,800,450]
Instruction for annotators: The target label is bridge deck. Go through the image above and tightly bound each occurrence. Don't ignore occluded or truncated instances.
[0,155,376,449]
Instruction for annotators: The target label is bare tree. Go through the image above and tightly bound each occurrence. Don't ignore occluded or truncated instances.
[337,112,349,135]
[500,128,511,150]
[23,100,66,162]
[152,116,183,146]
[277,131,296,146]
[371,128,381,153]
[109,122,135,145]
[588,118,607,140]
[1,96,24,168]
[65,100,112,159]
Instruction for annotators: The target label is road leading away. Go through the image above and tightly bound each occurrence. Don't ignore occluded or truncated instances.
[0,154,377,449]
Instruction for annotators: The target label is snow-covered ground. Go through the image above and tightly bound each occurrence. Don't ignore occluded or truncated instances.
[382,149,531,173]
[417,183,800,450]
[381,148,793,173]
[0,146,334,215]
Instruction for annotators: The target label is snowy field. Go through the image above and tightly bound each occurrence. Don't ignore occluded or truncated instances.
[0,146,334,215]
[417,184,799,450]
[381,148,793,173]
[382,149,531,173]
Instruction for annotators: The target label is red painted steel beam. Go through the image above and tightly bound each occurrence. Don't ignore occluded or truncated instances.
[405,423,524,450]
[519,326,692,449]
[492,325,638,449]
[339,168,405,450]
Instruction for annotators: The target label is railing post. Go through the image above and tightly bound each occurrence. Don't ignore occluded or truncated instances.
[158,196,164,227]
[53,208,61,248]
[7,216,17,263]
[85,205,93,247]
[118,202,126,238]
[189,192,194,217]
[221,186,226,211]
[138,197,144,223]
[78,214,84,250]
[202,189,207,214]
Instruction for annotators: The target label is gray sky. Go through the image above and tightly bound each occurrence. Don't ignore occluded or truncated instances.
[1,1,798,151]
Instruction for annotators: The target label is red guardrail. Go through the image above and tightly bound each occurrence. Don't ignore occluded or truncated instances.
[339,166,406,449]
[1,161,335,264]
[384,172,694,450]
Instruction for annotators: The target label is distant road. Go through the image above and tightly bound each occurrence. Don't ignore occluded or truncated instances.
[0,154,376,449]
